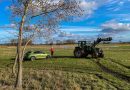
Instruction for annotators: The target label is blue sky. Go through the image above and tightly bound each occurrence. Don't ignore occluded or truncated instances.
[0,0,130,43]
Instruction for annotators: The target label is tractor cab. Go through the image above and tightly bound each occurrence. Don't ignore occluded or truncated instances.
[78,41,91,47]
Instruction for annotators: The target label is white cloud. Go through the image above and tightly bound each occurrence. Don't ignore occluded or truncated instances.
[102,21,130,30]
[103,0,127,12]
[79,0,98,15]
[0,24,16,29]
[116,14,130,22]
[61,26,101,32]
[71,0,99,21]
[118,1,124,6]
[101,21,130,33]
[80,1,97,9]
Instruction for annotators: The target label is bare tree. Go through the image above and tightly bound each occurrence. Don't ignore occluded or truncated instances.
[10,0,83,89]
[12,25,40,76]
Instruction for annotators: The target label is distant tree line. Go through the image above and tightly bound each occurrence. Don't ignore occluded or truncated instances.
[1,39,130,46]
[45,39,76,45]
[7,38,33,46]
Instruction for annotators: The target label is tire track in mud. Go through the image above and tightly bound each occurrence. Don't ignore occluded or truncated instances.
[95,73,121,90]
[105,58,130,69]
[93,59,130,83]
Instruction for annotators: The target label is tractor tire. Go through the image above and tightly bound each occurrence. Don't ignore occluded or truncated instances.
[99,53,104,58]
[82,52,88,58]
[92,51,98,58]
[74,49,82,58]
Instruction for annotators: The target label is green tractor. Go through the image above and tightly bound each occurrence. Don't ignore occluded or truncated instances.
[74,37,112,58]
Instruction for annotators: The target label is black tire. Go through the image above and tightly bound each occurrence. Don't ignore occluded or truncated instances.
[46,55,51,59]
[99,53,104,58]
[92,51,98,58]
[74,49,82,58]
[30,56,36,61]
[83,52,88,58]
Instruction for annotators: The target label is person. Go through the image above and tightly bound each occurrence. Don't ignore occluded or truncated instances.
[50,46,54,56]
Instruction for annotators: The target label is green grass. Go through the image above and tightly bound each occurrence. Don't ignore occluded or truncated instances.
[0,44,130,89]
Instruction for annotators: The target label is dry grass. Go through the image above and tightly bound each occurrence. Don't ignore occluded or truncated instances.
[0,68,118,90]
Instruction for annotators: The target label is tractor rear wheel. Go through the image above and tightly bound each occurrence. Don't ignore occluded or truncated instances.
[74,49,82,58]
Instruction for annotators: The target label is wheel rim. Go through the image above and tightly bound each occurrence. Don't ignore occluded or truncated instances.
[75,51,81,57]
[46,55,51,59]
[31,57,35,61]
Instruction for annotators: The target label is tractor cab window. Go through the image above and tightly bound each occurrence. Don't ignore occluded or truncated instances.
[81,42,84,47]
[78,41,86,47]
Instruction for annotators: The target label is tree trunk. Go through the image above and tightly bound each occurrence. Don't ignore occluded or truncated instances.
[12,53,18,76]
[21,39,32,61]
[15,4,29,89]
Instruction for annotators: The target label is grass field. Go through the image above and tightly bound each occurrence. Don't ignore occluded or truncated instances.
[0,44,130,90]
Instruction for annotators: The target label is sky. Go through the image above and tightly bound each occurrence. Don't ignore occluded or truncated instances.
[0,0,130,43]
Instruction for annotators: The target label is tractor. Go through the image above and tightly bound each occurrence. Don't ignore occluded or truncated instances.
[74,37,112,58]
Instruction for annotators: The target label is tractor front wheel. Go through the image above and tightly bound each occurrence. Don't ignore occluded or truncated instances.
[92,51,98,58]
[99,53,104,58]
